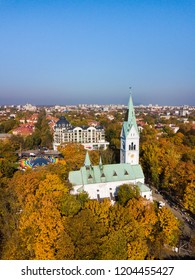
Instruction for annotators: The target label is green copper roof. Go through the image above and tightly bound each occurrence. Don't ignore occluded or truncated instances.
[128,94,135,123]
[69,162,144,186]
[84,151,91,166]
[122,94,139,136]
[136,181,151,193]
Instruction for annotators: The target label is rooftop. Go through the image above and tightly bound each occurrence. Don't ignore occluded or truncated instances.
[69,162,144,186]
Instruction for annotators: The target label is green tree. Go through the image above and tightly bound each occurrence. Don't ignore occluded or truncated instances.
[0,119,17,133]
[117,184,140,206]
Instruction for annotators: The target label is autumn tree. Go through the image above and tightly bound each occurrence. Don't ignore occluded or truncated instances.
[1,169,73,260]
[157,207,180,246]
[84,199,111,232]
[140,140,161,187]
[183,182,195,214]
[59,143,87,172]
[127,237,148,260]
[100,148,116,164]
[98,229,127,260]
[66,209,105,259]
[19,172,69,259]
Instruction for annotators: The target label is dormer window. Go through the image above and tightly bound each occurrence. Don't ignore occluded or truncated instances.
[124,170,129,175]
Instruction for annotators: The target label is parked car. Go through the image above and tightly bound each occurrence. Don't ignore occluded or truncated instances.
[158,201,165,208]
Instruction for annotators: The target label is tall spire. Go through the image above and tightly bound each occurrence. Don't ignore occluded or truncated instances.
[84,151,91,167]
[127,87,136,124]
[99,155,102,166]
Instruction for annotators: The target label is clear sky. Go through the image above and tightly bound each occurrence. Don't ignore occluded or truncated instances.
[0,0,194,105]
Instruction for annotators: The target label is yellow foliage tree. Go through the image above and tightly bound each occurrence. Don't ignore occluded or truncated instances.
[183,182,195,214]
[158,207,180,246]
[84,199,111,231]
[58,143,86,172]
[6,170,71,260]
[127,237,148,260]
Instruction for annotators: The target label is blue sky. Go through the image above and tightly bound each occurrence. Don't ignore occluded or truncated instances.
[0,0,194,105]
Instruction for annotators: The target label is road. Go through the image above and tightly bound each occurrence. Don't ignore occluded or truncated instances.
[152,188,195,238]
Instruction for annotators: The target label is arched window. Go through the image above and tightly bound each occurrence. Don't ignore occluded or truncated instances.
[129,142,134,150]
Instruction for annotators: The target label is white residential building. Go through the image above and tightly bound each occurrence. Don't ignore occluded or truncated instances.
[53,116,109,151]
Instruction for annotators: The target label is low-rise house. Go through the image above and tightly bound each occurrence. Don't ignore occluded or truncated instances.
[12,125,34,136]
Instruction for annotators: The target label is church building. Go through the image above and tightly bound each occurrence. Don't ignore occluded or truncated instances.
[69,93,152,202]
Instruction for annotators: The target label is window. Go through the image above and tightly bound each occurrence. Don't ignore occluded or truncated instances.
[113,171,117,176]
[110,192,114,200]
[129,142,134,150]
[101,173,105,178]
[124,170,129,175]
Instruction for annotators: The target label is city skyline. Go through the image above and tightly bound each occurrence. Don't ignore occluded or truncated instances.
[0,0,195,106]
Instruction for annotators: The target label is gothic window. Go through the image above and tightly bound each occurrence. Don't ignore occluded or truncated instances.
[88,174,92,179]
[129,142,134,150]
[134,144,136,150]
[101,173,105,178]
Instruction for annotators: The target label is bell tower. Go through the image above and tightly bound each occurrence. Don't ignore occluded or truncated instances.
[120,90,140,165]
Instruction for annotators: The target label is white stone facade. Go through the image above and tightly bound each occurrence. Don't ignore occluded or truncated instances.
[70,177,152,202]
[120,125,140,165]
[53,117,109,151]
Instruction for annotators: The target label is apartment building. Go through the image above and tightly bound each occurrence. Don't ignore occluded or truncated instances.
[53,116,109,151]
